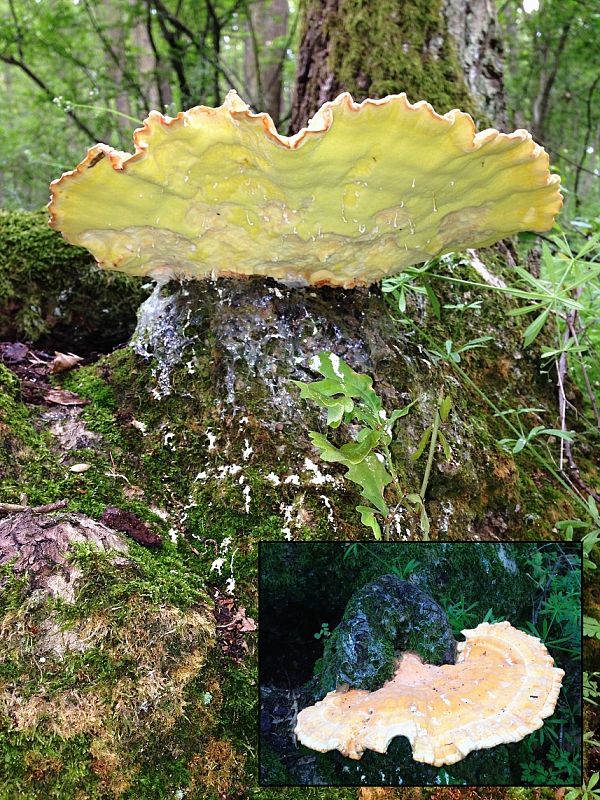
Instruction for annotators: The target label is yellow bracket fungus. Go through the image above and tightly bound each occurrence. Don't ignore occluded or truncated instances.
[294,621,565,766]
[49,92,562,288]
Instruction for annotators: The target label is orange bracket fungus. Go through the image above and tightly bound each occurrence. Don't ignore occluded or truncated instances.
[294,621,564,766]
[49,92,562,289]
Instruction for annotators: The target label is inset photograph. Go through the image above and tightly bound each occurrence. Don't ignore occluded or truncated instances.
[259,542,582,787]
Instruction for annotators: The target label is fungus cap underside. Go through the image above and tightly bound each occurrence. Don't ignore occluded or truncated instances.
[49,92,562,288]
[294,621,565,765]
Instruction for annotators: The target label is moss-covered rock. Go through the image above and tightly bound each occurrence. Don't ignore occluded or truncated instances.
[319,575,456,693]
[0,512,220,799]
[0,210,147,350]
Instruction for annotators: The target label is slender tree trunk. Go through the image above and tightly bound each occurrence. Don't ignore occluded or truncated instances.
[132,2,172,113]
[531,22,571,146]
[243,0,289,125]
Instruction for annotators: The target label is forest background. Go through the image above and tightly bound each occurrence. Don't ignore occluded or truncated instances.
[0,0,598,219]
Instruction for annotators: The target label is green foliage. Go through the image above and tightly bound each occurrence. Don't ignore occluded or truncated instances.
[293,352,413,539]
[313,622,331,640]
[565,774,600,800]
[498,424,574,455]
[0,0,297,209]
[429,336,493,364]
[584,615,600,640]
[559,496,600,571]
[584,672,600,706]
[516,545,581,784]
[443,597,480,633]
[382,235,600,549]
[498,0,600,215]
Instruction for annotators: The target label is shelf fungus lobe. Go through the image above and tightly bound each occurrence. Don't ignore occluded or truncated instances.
[49,92,562,288]
[295,621,564,766]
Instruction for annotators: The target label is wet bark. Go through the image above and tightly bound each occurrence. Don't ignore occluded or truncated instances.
[125,274,569,540]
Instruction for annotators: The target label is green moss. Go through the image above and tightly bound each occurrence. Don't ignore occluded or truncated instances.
[0,537,218,799]
[0,210,146,347]
[324,0,476,116]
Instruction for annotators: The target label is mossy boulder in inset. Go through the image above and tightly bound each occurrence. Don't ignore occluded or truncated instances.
[319,574,456,693]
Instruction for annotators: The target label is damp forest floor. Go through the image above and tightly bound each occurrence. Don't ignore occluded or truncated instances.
[0,215,599,798]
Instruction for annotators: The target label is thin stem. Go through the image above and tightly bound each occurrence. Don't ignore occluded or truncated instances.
[420,409,441,500]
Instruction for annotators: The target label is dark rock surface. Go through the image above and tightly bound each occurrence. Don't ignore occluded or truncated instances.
[318,573,456,693]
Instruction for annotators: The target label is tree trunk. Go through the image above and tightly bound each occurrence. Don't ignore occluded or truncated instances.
[123,268,574,541]
[290,0,506,132]
[530,22,571,146]
[243,0,289,125]
[132,3,173,113]
[62,0,577,544]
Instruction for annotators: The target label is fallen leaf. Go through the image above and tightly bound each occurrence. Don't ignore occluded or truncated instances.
[44,389,89,406]
[233,607,258,632]
[50,351,83,374]
[70,463,91,473]
[123,485,145,499]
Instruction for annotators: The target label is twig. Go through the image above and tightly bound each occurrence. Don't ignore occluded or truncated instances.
[566,314,600,431]
[555,294,600,502]
[0,499,68,514]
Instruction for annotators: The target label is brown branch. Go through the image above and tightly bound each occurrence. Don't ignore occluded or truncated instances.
[206,0,222,104]
[0,500,68,515]
[573,74,600,209]
[151,1,193,107]
[145,3,166,110]
[82,0,151,111]
[150,0,248,96]
[532,22,572,144]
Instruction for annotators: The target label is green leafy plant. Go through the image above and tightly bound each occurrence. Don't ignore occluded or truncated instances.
[342,543,420,580]
[381,264,441,317]
[444,597,480,633]
[293,352,414,540]
[521,741,580,784]
[382,233,600,526]
[314,622,331,640]
[407,393,453,536]
[517,545,582,783]
[429,336,493,364]
[584,672,600,706]
[559,496,600,571]
[565,774,600,800]
[498,425,574,455]
[584,615,600,640]
[443,299,483,313]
